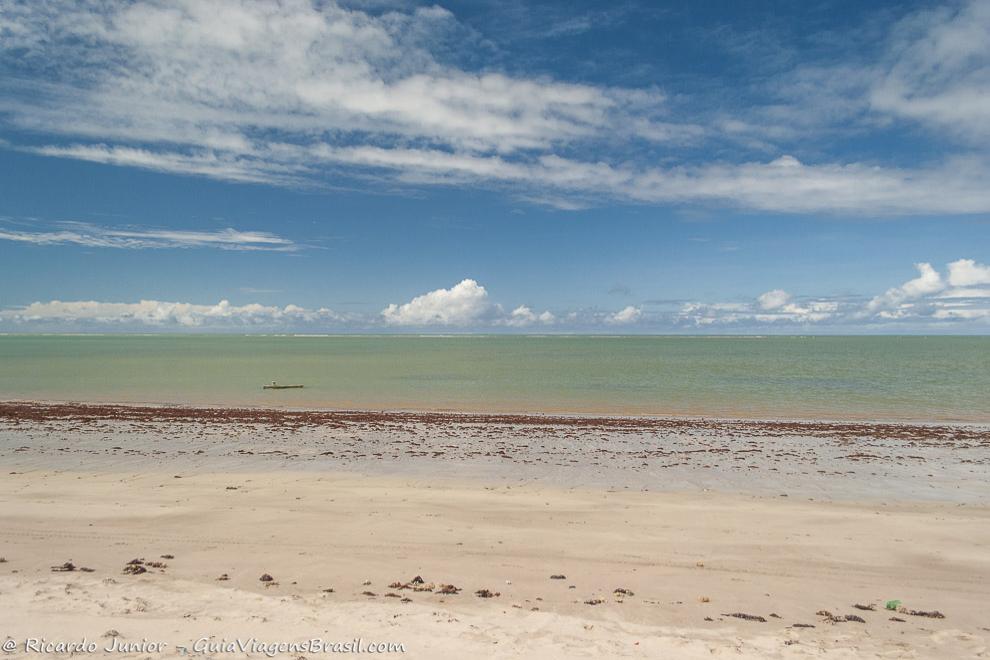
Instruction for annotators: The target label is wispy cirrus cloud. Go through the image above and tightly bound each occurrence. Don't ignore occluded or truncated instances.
[26,144,307,186]
[0,221,297,251]
[1,0,989,214]
[870,0,990,141]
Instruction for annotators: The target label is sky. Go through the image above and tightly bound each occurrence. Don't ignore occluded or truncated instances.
[0,0,989,333]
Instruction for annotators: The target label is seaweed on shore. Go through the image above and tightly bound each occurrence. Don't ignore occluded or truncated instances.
[723,612,766,622]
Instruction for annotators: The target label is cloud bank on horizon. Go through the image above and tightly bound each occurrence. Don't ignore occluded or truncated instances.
[2,258,987,331]
[1,0,989,214]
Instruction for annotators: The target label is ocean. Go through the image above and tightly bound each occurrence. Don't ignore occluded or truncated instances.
[0,334,987,422]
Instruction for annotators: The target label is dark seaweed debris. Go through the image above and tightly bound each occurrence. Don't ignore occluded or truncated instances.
[723,612,766,622]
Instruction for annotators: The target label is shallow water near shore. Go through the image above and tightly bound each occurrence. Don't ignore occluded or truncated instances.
[1,334,988,422]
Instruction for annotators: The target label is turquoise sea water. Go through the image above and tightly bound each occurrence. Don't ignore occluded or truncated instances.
[0,335,987,422]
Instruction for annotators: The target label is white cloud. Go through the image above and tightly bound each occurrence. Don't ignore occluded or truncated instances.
[937,287,990,299]
[870,0,990,140]
[2,262,988,331]
[0,299,340,327]
[381,279,497,326]
[947,258,990,286]
[757,289,790,310]
[0,1,673,156]
[381,279,557,327]
[678,297,842,326]
[932,307,990,320]
[0,221,297,251]
[503,305,555,328]
[607,306,642,325]
[27,144,305,185]
[308,147,990,215]
[867,262,945,311]
[679,259,990,328]
[2,1,990,214]
[743,0,990,149]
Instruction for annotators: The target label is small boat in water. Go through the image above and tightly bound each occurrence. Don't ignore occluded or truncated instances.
[262,381,304,390]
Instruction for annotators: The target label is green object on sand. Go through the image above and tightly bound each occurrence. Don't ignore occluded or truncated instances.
[885,600,902,611]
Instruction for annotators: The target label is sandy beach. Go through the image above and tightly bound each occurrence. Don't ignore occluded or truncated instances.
[1,402,988,658]
[4,0,990,655]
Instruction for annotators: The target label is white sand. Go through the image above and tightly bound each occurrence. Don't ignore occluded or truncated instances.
[1,403,988,658]
[1,470,988,658]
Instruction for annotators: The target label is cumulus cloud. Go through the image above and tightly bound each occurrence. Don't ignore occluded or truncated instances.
[381,279,497,326]
[2,262,989,331]
[679,259,990,328]
[757,289,790,310]
[2,1,990,214]
[866,262,945,312]
[947,258,990,286]
[0,299,340,327]
[607,306,642,325]
[381,279,556,328]
[0,221,297,251]
[503,306,555,328]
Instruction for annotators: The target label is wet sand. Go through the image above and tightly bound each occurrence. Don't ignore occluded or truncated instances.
[1,401,988,658]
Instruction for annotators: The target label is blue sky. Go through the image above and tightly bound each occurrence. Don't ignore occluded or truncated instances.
[0,0,989,332]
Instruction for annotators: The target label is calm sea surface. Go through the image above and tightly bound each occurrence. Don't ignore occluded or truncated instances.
[0,335,987,422]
